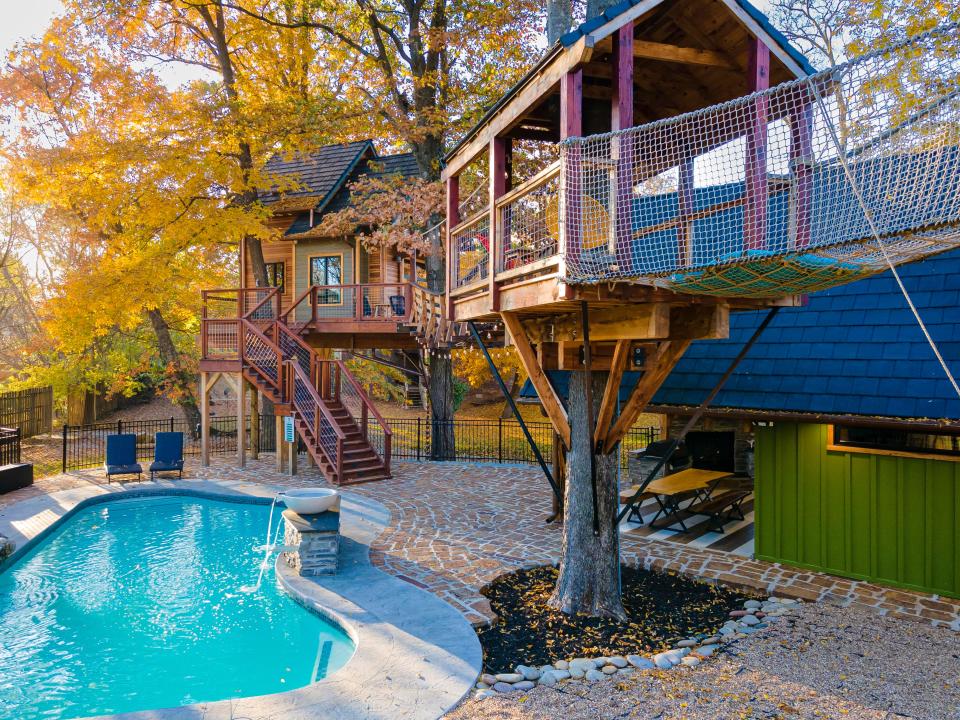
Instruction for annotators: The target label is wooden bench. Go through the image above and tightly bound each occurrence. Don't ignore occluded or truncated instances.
[686,489,750,533]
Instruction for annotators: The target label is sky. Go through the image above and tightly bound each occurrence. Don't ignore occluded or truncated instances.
[0,1,64,56]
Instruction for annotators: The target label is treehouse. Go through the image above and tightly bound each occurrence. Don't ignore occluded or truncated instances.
[443,0,960,454]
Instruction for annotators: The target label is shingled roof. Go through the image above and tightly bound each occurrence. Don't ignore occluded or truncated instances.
[260,140,373,213]
[520,249,960,425]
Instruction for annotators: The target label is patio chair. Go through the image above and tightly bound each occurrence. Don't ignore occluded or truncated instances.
[389,294,406,316]
[104,434,142,482]
[149,431,184,480]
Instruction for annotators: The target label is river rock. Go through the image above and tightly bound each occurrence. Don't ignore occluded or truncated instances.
[695,644,716,657]
[681,656,700,667]
[627,655,655,669]
[676,639,698,648]
[740,614,761,626]
[516,665,541,681]
[495,672,524,683]
[480,673,497,686]
[601,665,618,675]
[701,636,721,645]
[584,668,607,681]
[475,689,497,700]
[607,656,628,668]
[744,599,762,609]
[493,682,516,693]
[513,680,535,692]
[653,652,675,669]
[475,682,490,690]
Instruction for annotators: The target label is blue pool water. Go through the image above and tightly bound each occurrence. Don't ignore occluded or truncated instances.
[0,494,354,720]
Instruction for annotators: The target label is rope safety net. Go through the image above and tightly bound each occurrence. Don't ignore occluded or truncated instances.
[560,23,960,298]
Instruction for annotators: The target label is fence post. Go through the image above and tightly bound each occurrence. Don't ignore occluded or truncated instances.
[62,424,68,472]
[170,416,175,433]
[416,417,421,461]
[498,418,503,463]
[117,419,123,435]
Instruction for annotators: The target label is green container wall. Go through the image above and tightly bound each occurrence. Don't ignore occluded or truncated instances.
[755,422,960,599]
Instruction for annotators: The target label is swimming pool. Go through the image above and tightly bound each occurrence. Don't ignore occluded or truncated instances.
[0,493,355,720]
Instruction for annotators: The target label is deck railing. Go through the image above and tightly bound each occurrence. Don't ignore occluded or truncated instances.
[286,360,345,476]
[282,283,413,325]
[322,360,393,475]
[496,162,561,278]
[450,210,490,289]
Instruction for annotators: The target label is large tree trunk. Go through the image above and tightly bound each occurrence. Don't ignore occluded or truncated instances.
[548,370,627,620]
[547,0,573,45]
[428,348,455,460]
[147,308,202,431]
[423,205,456,459]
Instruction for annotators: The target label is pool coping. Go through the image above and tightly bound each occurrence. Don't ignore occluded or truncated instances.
[0,478,482,720]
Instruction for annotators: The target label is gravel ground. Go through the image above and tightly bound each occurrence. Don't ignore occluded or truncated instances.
[447,602,960,720]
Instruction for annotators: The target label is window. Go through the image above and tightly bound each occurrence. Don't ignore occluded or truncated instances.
[264,262,284,293]
[830,425,960,459]
[310,255,343,304]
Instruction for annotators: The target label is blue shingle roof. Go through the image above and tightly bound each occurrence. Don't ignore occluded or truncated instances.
[520,249,960,421]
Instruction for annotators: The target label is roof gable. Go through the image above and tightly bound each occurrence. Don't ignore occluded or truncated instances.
[260,140,374,212]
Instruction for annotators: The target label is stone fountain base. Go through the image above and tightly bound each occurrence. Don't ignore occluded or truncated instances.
[282,501,341,576]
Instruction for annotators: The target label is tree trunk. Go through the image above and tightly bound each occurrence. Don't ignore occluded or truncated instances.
[147,308,202,431]
[429,348,455,460]
[586,0,620,19]
[547,0,573,45]
[548,370,627,620]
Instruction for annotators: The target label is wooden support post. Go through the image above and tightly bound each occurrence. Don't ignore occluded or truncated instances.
[790,99,813,249]
[612,21,634,272]
[502,311,571,450]
[236,374,246,468]
[200,372,210,467]
[445,176,460,316]
[275,415,285,472]
[249,383,260,460]
[561,69,583,269]
[489,136,509,311]
[288,434,298,476]
[678,158,695,267]
[744,37,770,251]
[594,339,630,448]
[603,339,691,451]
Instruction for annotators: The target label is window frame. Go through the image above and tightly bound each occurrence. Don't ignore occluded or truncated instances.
[308,253,345,306]
[264,261,285,294]
[827,424,960,462]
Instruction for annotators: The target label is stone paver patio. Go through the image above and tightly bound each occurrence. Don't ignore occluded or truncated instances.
[2,456,959,630]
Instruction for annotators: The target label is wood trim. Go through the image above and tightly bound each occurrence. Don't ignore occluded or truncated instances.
[720,0,809,78]
[450,209,489,236]
[502,310,571,450]
[595,339,631,447]
[632,39,738,69]
[581,0,667,47]
[826,425,960,463]
[494,255,560,283]
[495,162,560,210]
[449,278,489,298]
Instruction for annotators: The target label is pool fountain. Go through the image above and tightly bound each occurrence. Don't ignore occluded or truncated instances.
[279,488,342,576]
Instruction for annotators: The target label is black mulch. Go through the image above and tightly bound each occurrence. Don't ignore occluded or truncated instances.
[477,565,757,673]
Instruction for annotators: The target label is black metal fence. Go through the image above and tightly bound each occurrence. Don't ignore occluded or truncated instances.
[61,415,276,472]
[365,417,658,468]
[60,414,658,472]
[0,427,21,466]
[0,387,53,438]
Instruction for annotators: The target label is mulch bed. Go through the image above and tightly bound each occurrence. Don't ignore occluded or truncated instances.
[477,565,756,673]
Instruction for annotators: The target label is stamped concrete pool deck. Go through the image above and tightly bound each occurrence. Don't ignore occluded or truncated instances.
[0,478,482,720]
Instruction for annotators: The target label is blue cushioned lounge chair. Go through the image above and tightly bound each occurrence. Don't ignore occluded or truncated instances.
[104,434,142,482]
[149,432,184,480]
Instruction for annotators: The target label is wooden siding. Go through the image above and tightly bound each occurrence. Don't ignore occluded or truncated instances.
[294,237,354,323]
[244,216,295,312]
[755,422,960,599]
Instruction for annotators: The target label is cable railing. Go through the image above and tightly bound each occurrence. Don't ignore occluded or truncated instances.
[285,360,345,477]
[239,320,284,395]
[327,360,393,475]
[281,283,414,325]
[496,162,561,277]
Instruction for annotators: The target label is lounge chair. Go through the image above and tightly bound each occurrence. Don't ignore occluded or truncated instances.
[104,434,142,482]
[149,432,184,480]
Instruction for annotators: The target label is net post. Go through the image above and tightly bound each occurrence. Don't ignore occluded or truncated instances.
[745,37,770,252]
[488,136,509,312]
[560,69,583,273]
[611,21,635,273]
[444,175,459,317]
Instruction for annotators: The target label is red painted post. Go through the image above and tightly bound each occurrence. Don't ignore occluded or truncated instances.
[445,175,460,317]
[489,136,508,311]
[790,96,814,249]
[561,69,583,268]
[612,21,634,272]
[744,38,770,252]
[678,158,695,267]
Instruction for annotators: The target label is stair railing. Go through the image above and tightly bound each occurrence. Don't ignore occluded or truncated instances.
[239,319,285,397]
[330,360,392,475]
[285,359,346,482]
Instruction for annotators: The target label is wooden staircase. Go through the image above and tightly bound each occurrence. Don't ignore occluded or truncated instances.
[228,290,391,486]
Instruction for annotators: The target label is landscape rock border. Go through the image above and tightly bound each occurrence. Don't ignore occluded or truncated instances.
[472,595,802,699]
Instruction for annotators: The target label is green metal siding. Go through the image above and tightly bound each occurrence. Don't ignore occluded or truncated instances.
[755,422,960,598]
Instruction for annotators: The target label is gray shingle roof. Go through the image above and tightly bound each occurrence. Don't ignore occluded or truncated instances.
[259,140,373,211]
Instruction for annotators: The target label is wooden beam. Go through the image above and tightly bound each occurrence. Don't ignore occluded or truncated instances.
[538,341,559,371]
[594,339,630,447]
[489,137,508,312]
[669,303,730,340]
[632,39,738,69]
[524,304,671,343]
[744,37,770,251]
[603,339,690,452]
[612,22,634,271]
[445,175,459,317]
[502,311,571,450]
[237,372,246,468]
[200,371,210,467]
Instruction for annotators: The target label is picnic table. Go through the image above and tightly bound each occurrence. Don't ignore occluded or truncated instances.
[619,468,734,532]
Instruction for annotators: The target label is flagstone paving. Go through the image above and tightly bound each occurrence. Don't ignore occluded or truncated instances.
[2,456,959,631]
